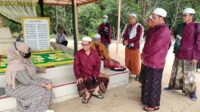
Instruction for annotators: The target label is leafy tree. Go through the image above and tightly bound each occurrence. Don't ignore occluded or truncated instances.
[1,0,200,38]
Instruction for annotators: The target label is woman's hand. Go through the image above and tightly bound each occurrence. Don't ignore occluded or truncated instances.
[76,78,83,84]
[40,67,46,73]
[42,83,53,90]
[36,67,46,73]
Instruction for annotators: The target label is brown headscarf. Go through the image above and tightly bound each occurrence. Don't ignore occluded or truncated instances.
[6,42,36,89]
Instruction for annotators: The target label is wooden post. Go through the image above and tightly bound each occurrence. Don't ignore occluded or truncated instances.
[75,5,79,42]
[39,0,44,17]
[71,0,78,53]
[0,15,4,27]
[116,0,121,54]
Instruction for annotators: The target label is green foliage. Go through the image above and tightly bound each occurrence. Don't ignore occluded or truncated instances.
[78,3,101,33]
[2,0,200,38]
[3,18,21,33]
[36,5,73,35]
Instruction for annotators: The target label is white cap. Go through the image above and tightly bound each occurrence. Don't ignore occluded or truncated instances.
[183,8,195,14]
[103,15,108,19]
[129,13,137,18]
[82,36,92,42]
[153,8,167,17]
[94,33,101,39]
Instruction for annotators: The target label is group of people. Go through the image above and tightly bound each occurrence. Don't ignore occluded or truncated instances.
[4,14,114,112]
[121,7,170,111]
[123,7,200,111]
[4,6,200,112]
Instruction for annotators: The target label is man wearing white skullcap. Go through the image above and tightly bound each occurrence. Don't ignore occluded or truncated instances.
[166,7,199,101]
[90,33,122,69]
[98,15,113,51]
[92,33,111,63]
[123,12,144,81]
[94,33,101,39]
[82,36,92,42]
[129,13,137,18]
[183,7,195,14]
[153,8,167,17]
[91,34,109,59]
[141,8,171,111]
[103,15,108,19]
[74,36,109,104]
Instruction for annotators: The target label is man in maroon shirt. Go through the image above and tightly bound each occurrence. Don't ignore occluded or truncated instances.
[141,8,171,111]
[73,37,109,104]
[165,8,200,101]
[123,13,144,81]
[98,15,112,51]
[139,15,154,84]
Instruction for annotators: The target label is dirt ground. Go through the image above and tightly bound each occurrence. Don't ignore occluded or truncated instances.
[50,40,200,112]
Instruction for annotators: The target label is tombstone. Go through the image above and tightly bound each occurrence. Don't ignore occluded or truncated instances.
[0,27,15,56]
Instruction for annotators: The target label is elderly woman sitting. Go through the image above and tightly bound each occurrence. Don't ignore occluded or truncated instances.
[73,36,109,104]
[5,42,54,112]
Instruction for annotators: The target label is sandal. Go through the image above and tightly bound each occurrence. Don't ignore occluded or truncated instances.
[143,106,159,111]
[82,94,92,104]
[92,92,104,99]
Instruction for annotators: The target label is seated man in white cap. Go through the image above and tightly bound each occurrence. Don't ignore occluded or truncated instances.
[165,7,199,101]
[141,8,171,111]
[98,15,113,51]
[73,36,109,104]
[91,33,121,69]
[123,12,144,81]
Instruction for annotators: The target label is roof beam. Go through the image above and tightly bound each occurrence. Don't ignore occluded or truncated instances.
[43,0,98,6]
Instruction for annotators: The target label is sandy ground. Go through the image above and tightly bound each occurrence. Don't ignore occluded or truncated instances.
[50,40,200,112]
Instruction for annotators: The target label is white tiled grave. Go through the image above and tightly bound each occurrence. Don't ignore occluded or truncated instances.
[0,65,129,112]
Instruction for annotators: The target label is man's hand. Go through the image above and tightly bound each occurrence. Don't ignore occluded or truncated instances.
[124,40,128,46]
[192,59,198,65]
[76,78,83,84]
